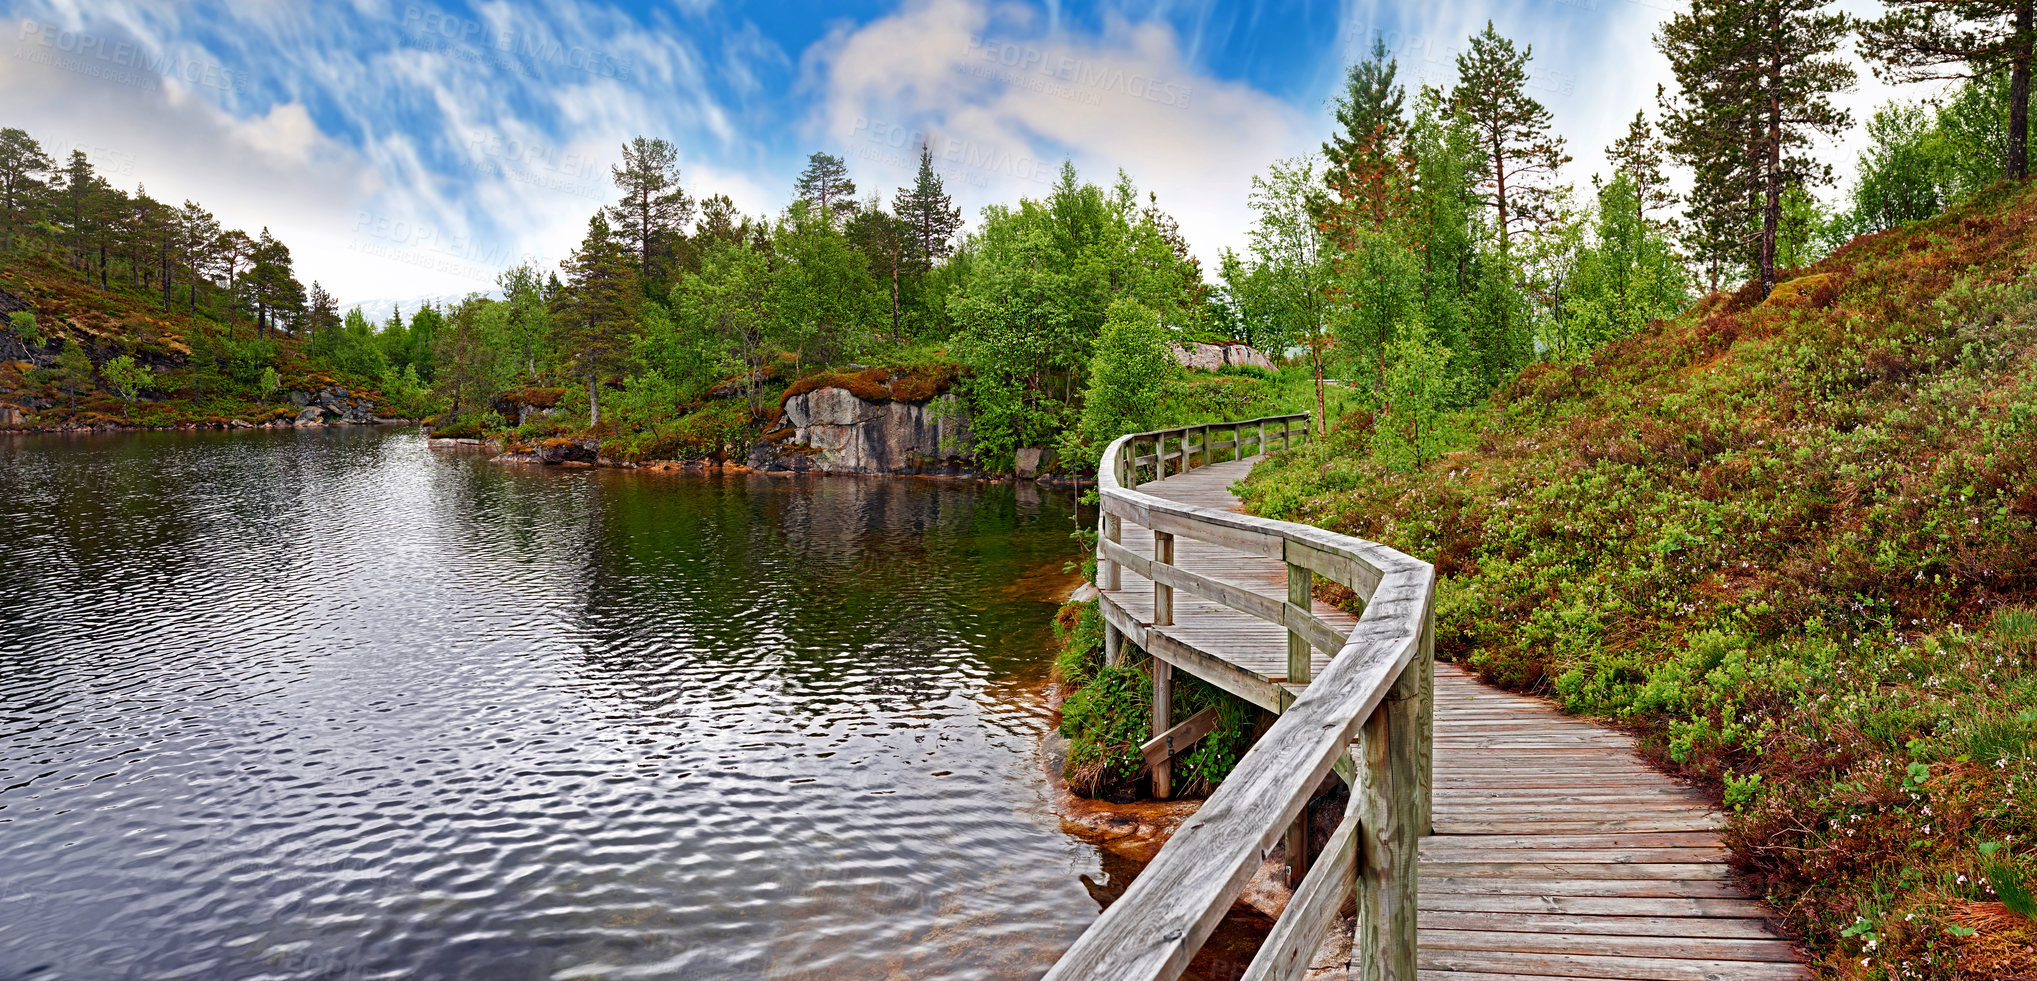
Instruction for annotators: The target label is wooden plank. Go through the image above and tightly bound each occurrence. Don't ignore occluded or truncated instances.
[1418,910,1784,940]
[1041,583,1427,981]
[1417,894,1772,918]
[1244,810,1361,981]
[1433,817,1724,835]
[1420,862,1734,881]
[1421,876,1749,899]
[1141,705,1220,773]
[1153,658,1174,800]
[1418,928,1799,962]
[1419,848,1731,865]
[1419,832,1723,850]
[1416,949,1808,981]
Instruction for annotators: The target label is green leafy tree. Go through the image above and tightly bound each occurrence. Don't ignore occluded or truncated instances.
[846,197,914,340]
[1658,0,1855,298]
[1859,0,2035,181]
[100,354,151,412]
[176,201,219,314]
[552,212,642,427]
[1238,156,1333,432]
[773,199,878,369]
[8,311,41,350]
[406,303,443,383]
[1845,102,1946,232]
[497,262,553,383]
[673,237,776,412]
[55,337,92,410]
[1076,299,1172,448]
[432,296,510,424]
[1329,226,1424,397]
[1556,172,1692,357]
[1371,321,1453,472]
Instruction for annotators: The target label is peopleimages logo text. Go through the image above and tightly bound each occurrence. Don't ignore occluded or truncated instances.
[963,35,1193,109]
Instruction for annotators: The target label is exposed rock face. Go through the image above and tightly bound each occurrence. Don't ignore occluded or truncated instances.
[1168,342,1276,373]
[749,388,975,475]
[535,439,599,465]
[287,386,381,426]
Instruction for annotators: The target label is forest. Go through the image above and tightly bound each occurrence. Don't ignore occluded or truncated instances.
[3,0,2027,478]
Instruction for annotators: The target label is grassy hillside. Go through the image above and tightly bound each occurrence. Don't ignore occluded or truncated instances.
[0,250,393,429]
[1239,180,2037,979]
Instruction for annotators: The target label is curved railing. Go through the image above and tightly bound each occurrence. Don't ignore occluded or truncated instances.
[1047,414,1435,981]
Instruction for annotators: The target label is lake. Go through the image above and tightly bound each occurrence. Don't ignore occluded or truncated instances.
[0,426,1117,980]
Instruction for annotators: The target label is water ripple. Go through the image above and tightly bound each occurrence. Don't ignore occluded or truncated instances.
[0,428,1101,980]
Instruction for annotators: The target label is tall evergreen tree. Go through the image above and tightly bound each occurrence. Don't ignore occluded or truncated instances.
[1452,22,1571,256]
[0,129,52,250]
[1659,0,1855,297]
[1605,102,1680,225]
[214,229,255,333]
[606,136,694,292]
[552,212,641,426]
[1860,0,2035,180]
[894,145,963,273]
[176,202,219,314]
[793,152,860,223]
[1324,37,1408,179]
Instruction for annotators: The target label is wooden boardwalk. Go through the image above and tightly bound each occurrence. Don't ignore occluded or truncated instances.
[1103,456,1807,981]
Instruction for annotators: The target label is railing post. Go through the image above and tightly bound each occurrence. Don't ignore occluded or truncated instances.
[1284,804,1310,888]
[1156,432,1168,480]
[1355,662,1422,981]
[1281,418,1293,452]
[1256,421,1266,457]
[1151,658,1173,800]
[1099,509,1125,667]
[1417,602,1435,836]
[1287,562,1313,685]
[1152,531,1174,628]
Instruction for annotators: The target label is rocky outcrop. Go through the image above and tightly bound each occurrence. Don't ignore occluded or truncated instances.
[748,387,976,475]
[288,386,381,426]
[1168,342,1276,373]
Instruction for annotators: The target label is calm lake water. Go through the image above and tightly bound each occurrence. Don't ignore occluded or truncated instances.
[0,426,1115,980]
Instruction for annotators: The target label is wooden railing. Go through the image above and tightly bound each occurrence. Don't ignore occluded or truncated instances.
[1048,413,1435,981]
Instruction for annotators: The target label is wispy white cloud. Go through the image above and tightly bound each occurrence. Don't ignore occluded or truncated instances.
[807,0,1312,270]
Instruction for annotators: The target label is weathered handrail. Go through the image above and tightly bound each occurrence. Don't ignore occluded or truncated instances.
[1049,413,1435,981]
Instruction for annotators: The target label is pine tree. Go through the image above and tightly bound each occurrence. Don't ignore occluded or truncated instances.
[177,202,219,314]
[305,281,341,350]
[1452,22,1572,256]
[894,145,962,273]
[1605,102,1680,225]
[1659,0,1855,298]
[247,229,302,337]
[695,193,745,247]
[793,152,859,223]
[1860,0,2035,180]
[0,128,52,251]
[214,229,254,333]
[1324,37,1408,180]
[607,136,694,292]
[552,212,641,426]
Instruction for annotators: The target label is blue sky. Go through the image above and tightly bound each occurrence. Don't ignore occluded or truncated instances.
[1,0,1897,315]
